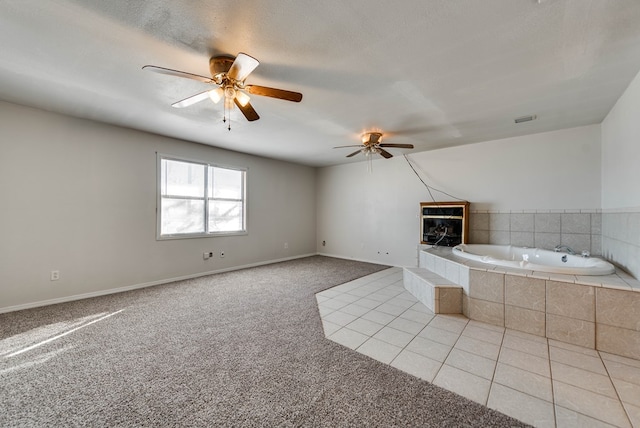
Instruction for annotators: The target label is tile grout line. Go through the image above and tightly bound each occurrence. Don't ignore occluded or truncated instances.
[547,336,558,428]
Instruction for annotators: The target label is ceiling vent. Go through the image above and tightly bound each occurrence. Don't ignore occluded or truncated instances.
[514,115,537,124]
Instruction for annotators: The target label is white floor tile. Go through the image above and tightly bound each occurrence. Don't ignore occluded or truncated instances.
[555,405,620,428]
[328,328,369,350]
[405,336,452,363]
[553,381,631,428]
[611,377,640,407]
[398,308,434,325]
[551,361,618,398]
[433,364,491,405]
[493,362,553,402]
[502,333,549,359]
[352,297,382,310]
[603,359,640,386]
[488,383,555,428]
[339,303,371,317]
[428,316,467,335]
[549,346,607,375]
[461,324,504,345]
[360,309,396,326]
[387,317,425,335]
[322,310,359,327]
[390,349,441,382]
[622,402,640,428]
[357,337,402,364]
[375,302,408,317]
[499,347,551,378]
[345,317,385,337]
[418,325,460,347]
[444,348,497,380]
[454,335,500,360]
[373,326,415,348]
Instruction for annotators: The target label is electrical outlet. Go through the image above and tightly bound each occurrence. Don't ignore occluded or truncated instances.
[50,270,60,281]
[220,251,225,258]
[284,242,288,249]
[322,240,326,246]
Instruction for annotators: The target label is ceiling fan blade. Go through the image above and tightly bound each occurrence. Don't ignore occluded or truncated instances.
[228,53,260,82]
[246,85,303,102]
[346,150,362,158]
[171,91,212,108]
[142,65,213,83]
[234,98,260,121]
[379,149,393,159]
[379,143,414,149]
[333,145,363,149]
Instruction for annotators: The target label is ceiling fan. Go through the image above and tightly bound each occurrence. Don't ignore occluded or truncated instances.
[143,52,302,127]
[334,132,414,159]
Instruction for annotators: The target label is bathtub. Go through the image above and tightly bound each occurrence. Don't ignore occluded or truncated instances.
[452,244,615,276]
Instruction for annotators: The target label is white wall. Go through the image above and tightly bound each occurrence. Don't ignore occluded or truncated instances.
[0,101,317,312]
[601,69,640,278]
[317,125,601,267]
[602,70,640,210]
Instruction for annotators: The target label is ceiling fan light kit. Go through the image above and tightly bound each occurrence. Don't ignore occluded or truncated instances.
[143,52,303,130]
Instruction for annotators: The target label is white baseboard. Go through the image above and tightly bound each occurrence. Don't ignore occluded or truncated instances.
[0,253,318,314]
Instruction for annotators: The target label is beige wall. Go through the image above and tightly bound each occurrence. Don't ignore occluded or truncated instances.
[0,101,317,312]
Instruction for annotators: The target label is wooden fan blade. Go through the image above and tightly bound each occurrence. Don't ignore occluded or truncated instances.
[346,150,362,157]
[142,65,213,83]
[234,98,260,121]
[379,149,393,159]
[379,143,414,149]
[228,53,260,82]
[333,145,363,149]
[172,91,212,108]
[246,85,303,102]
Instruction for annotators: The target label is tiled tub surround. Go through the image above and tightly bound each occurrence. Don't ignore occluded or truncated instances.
[602,210,640,281]
[411,247,640,360]
[469,210,602,256]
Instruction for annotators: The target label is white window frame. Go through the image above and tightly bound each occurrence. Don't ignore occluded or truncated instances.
[156,153,247,240]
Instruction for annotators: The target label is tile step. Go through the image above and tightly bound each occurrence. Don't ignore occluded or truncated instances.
[403,267,462,314]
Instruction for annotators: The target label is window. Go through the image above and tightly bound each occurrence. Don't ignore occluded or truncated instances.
[158,155,246,238]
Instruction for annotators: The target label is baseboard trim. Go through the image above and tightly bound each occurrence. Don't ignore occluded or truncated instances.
[0,253,318,314]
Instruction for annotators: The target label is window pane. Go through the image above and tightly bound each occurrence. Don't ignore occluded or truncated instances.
[208,200,243,232]
[162,159,205,197]
[161,198,205,234]
[209,167,243,199]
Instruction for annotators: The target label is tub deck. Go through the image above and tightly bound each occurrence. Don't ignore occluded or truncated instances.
[403,246,640,359]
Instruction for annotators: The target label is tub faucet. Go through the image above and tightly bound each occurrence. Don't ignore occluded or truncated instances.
[554,245,576,255]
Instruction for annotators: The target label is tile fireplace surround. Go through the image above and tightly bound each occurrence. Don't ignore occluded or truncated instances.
[407,247,640,360]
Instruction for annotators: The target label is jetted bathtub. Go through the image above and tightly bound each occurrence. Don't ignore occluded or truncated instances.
[452,244,616,276]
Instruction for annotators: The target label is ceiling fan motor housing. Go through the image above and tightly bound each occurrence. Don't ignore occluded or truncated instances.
[210,56,235,75]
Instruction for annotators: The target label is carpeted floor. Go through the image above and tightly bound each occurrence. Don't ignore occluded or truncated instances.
[0,256,528,427]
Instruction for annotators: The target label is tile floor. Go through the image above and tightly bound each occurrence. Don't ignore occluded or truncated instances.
[316,267,640,428]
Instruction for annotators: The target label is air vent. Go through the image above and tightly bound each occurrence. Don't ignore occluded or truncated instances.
[514,115,537,124]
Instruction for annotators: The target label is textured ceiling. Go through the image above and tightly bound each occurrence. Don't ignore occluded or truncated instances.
[1,0,640,167]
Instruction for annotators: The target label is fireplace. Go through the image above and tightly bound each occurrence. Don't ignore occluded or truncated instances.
[420,201,469,246]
